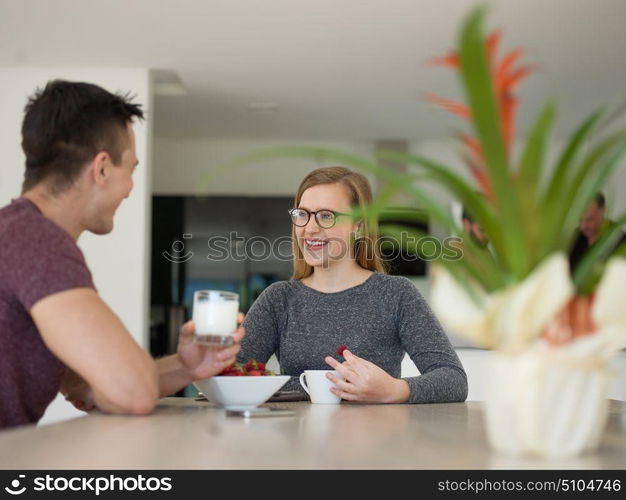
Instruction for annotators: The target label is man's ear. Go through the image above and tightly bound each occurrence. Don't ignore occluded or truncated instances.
[89,152,111,187]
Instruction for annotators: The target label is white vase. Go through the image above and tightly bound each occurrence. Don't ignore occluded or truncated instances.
[484,349,610,458]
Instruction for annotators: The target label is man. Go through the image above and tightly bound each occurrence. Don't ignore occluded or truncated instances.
[0,80,242,429]
[569,193,626,271]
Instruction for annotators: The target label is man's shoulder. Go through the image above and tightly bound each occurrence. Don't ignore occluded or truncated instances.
[0,199,72,251]
[0,199,81,273]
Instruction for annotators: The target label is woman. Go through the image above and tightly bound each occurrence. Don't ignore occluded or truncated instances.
[238,166,467,403]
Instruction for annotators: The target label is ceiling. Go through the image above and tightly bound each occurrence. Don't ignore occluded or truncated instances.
[1,0,625,141]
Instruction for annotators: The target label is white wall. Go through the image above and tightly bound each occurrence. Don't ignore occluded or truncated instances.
[153,137,376,196]
[154,135,611,217]
[0,68,154,425]
[0,67,153,346]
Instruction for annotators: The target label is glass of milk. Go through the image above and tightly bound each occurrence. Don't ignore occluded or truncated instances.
[192,290,239,346]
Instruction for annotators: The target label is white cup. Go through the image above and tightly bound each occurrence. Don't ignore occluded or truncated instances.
[299,370,344,404]
[192,290,239,346]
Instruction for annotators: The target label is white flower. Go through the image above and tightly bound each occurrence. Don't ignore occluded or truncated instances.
[431,253,573,350]
[589,257,626,356]
[430,265,492,347]
[592,257,626,328]
[490,253,573,350]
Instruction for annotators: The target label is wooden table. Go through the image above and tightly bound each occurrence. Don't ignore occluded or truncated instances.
[0,399,624,469]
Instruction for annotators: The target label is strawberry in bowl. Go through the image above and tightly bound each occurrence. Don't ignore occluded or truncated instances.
[217,360,276,376]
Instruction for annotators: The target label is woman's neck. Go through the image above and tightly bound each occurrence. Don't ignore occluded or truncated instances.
[302,259,373,293]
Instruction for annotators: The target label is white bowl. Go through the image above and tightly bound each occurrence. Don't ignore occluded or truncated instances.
[193,375,290,409]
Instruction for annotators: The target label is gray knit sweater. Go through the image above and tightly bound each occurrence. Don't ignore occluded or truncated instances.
[238,272,468,403]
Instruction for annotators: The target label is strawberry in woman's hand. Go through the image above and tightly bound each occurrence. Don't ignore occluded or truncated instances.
[336,345,348,357]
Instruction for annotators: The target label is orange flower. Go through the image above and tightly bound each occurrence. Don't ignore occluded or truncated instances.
[542,295,597,346]
[426,29,535,198]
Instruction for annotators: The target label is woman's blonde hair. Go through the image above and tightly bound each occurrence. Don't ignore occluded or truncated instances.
[291,166,386,280]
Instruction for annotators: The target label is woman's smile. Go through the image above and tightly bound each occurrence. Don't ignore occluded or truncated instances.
[304,238,329,252]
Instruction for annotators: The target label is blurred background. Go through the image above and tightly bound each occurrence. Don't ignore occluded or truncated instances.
[1,0,625,420]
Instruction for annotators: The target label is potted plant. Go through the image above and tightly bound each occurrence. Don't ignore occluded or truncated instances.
[421,6,626,458]
[226,5,626,458]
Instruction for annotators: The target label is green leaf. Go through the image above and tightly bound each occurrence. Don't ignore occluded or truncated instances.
[513,101,555,267]
[369,183,401,214]
[518,100,556,190]
[459,7,508,175]
[542,108,604,204]
[458,6,526,277]
[537,108,605,259]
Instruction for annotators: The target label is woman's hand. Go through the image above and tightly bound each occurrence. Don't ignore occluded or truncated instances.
[324,349,410,403]
[177,313,244,381]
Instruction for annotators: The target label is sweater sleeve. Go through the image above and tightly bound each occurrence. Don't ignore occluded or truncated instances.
[237,283,306,396]
[396,279,468,403]
[238,284,281,365]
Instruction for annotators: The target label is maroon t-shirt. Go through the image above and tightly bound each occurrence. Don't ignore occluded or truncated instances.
[0,198,94,428]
